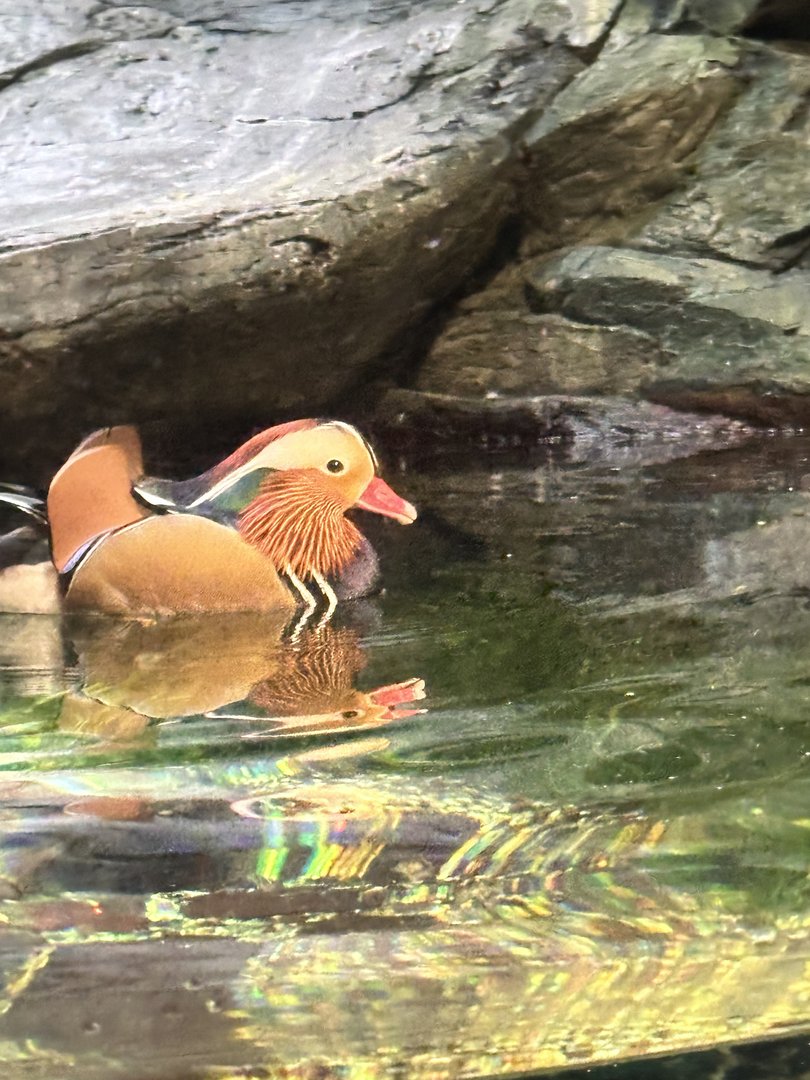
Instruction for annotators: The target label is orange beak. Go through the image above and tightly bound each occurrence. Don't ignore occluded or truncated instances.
[355,476,417,525]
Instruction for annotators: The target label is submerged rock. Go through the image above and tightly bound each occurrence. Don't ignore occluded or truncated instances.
[374,387,754,466]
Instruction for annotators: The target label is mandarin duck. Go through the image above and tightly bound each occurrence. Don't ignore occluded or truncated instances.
[9,419,415,617]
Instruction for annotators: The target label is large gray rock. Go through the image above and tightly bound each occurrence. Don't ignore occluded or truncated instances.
[414,32,744,415]
[0,0,608,480]
[634,46,810,269]
[6,0,810,483]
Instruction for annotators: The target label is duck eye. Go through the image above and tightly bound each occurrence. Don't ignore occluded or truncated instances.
[326,459,345,474]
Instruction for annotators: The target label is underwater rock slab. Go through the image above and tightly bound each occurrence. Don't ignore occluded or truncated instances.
[1,766,810,1078]
[373,387,754,464]
[0,0,600,480]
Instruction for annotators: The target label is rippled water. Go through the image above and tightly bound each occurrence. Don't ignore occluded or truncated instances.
[2,434,810,1078]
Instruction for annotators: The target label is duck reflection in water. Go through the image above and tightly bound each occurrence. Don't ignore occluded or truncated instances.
[59,610,425,750]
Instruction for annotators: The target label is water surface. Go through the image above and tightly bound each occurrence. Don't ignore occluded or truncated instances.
[2,435,810,1078]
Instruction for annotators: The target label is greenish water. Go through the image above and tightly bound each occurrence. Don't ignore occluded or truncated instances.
[2,435,810,1078]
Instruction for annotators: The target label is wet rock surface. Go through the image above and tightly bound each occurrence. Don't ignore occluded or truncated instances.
[415,266,667,399]
[519,33,743,255]
[3,0,810,480]
[527,247,810,424]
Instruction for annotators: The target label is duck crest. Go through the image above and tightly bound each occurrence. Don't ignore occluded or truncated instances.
[238,470,362,580]
[201,417,319,490]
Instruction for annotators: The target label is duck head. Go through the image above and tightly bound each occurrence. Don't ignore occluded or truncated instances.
[187,420,416,581]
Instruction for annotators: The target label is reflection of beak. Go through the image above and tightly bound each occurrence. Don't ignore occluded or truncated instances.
[369,677,426,719]
[355,476,417,525]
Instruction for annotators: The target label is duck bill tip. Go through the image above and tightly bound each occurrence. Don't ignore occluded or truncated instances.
[369,677,426,706]
[369,677,427,718]
[356,476,417,525]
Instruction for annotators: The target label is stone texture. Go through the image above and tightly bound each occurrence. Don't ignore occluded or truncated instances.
[413,32,745,422]
[519,34,742,253]
[634,46,810,269]
[6,0,810,482]
[419,308,661,398]
[414,22,810,434]
[416,267,665,398]
[527,246,810,423]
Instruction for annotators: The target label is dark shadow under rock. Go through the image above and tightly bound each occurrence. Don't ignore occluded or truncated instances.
[742,0,810,41]
[612,0,810,41]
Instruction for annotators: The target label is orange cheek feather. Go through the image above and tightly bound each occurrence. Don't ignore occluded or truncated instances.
[237,473,362,580]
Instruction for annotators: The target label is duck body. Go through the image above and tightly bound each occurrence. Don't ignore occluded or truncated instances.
[64,514,296,615]
[34,419,416,616]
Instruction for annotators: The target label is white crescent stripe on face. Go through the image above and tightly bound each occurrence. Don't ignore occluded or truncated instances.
[187,422,374,508]
[327,421,379,470]
[135,489,177,509]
